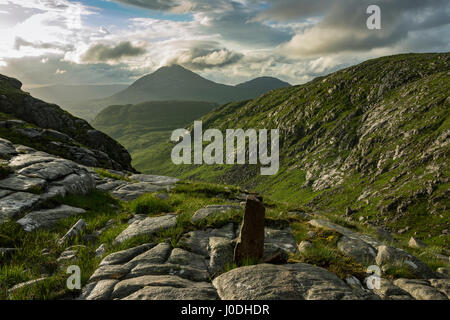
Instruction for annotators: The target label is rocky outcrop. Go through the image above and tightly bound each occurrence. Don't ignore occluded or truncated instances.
[0,138,178,230]
[0,74,134,172]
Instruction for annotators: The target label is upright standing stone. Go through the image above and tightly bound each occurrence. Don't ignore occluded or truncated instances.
[234,195,265,265]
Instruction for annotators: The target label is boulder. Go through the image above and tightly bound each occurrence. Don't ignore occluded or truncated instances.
[0,174,47,192]
[212,263,360,300]
[192,205,242,223]
[393,279,447,300]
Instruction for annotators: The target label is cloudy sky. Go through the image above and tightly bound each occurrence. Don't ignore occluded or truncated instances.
[0,0,449,87]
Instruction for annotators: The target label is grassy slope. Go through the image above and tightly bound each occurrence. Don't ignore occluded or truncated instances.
[130,53,449,248]
[1,177,448,299]
[92,100,218,169]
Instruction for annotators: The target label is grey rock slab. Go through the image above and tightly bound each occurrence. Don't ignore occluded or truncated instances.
[96,180,128,192]
[337,236,377,265]
[0,138,17,158]
[208,237,234,275]
[128,174,179,185]
[112,275,212,300]
[114,214,177,243]
[212,263,360,300]
[126,242,172,267]
[0,174,46,192]
[111,182,168,201]
[0,189,13,199]
[89,264,133,282]
[192,205,242,223]
[85,280,119,300]
[264,227,299,256]
[309,219,383,248]
[181,223,235,256]
[17,205,86,232]
[167,248,208,270]
[127,263,210,282]
[429,279,450,299]
[372,278,414,300]
[0,192,40,222]
[393,279,448,300]
[8,154,56,170]
[52,172,95,195]
[376,245,434,279]
[17,160,76,181]
[99,243,155,267]
[122,283,218,300]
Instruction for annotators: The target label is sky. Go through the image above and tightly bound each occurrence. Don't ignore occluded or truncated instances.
[0,0,449,87]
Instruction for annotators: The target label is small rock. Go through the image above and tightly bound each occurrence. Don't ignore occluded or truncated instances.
[8,277,47,294]
[95,244,106,257]
[298,241,313,253]
[57,219,86,245]
[408,237,427,249]
[436,267,450,279]
[306,231,316,238]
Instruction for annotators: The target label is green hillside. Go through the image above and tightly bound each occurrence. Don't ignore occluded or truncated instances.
[131,53,450,246]
[93,100,218,168]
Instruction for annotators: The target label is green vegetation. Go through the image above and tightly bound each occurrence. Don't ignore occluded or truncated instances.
[124,53,449,246]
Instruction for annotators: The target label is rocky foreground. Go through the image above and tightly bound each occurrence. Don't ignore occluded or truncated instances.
[0,137,449,300]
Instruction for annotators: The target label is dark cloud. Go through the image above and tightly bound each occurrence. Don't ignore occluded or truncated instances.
[262,0,450,56]
[168,43,243,70]
[14,37,73,51]
[81,42,147,63]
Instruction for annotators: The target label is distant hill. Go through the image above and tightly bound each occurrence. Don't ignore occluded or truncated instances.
[25,84,129,121]
[235,77,291,97]
[26,84,128,106]
[93,100,217,164]
[86,65,291,119]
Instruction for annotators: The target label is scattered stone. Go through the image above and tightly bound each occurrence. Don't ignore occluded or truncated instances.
[0,248,18,256]
[306,231,317,238]
[234,195,265,265]
[298,241,313,253]
[436,267,450,279]
[213,263,359,300]
[429,279,450,299]
[17,205,86,232]
[95,244,106,257]
[57,219,86,245]
[57,245,86,264]
[408,237,427,249]
[155,193,170,200]
[8,277,48,294]
[114,214,177,243]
